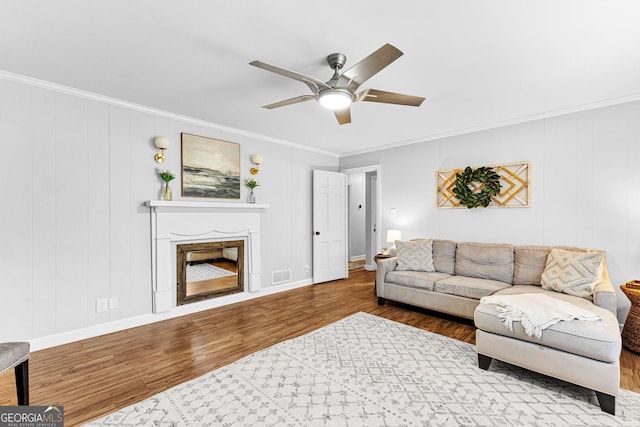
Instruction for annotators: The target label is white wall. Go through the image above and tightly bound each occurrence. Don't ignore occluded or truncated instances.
[340,100,640,291]
[348,173,366,261]
[0,77,338,343]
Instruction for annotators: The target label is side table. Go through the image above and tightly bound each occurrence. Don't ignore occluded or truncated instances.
[373,254,392,294]
[620,284,640,353]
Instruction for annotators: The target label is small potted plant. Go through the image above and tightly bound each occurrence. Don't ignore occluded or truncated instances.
[246,178,260,203]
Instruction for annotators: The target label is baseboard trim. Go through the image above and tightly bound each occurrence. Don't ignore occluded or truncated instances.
[30,279,313,351]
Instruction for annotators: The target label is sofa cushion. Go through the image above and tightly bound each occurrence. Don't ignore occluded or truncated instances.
[409,239,456,274]
[433,239,457,275]
[513,245,590,286]
[513,246,551,285]
[474,285,621,363]
[385,271,452,291]
[454,242,514,284]
[434,276,510,300]
[395,240,434,272]
[541,249,603,299]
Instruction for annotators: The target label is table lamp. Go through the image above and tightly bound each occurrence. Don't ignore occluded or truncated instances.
[386,229,402,256]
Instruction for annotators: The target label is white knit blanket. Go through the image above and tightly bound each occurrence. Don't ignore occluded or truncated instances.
[480,293,601,339]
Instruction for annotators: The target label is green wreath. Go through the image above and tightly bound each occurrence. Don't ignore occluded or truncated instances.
[452,166,501,208]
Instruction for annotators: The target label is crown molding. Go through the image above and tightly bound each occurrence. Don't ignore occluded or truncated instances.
[0,69,339,158]
[4,69,637,160]
[340,92,640,158]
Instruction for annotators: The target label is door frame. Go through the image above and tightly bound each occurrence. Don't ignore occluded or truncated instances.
[341,165,382,269]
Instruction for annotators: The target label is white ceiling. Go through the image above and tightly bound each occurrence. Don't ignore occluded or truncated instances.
[1,1,639,156]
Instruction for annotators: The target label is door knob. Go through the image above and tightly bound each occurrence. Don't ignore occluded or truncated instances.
[315,231,320,235]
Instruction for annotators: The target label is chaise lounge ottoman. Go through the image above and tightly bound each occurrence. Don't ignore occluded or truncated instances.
[475,285,622,414]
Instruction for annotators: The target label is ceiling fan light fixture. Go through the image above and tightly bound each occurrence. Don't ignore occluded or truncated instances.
[319,89,352,110]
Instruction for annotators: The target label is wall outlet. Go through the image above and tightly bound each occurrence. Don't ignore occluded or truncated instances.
[96,298,108,313]
[304,264,310,273]
[108,297,118,310]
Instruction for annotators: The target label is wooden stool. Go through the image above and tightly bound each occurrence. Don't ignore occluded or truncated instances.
[621,285,640,353]
[0,342,29,405]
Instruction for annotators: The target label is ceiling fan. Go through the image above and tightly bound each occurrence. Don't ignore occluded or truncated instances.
[249,43,425,125]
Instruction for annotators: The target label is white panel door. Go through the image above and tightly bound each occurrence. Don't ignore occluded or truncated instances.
[313,170,348,283]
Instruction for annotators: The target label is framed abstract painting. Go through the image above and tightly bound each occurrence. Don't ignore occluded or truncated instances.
[181,133,240,199]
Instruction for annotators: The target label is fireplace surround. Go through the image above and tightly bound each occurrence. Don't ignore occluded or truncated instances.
[146,200,268,313]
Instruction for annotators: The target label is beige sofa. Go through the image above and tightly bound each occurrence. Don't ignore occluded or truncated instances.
[376,240,621,414]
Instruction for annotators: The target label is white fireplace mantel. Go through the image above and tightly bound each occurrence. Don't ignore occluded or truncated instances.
[146,200,269,210]
[146,200,268,313]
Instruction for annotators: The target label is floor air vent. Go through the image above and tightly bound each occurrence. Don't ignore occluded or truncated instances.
[271,269,292,285]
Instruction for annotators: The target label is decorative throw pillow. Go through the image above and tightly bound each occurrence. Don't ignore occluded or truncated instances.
[395,239,435,272]
[540,249,603,299]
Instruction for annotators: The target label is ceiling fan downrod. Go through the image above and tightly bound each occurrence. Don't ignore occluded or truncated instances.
[326,52,347,76]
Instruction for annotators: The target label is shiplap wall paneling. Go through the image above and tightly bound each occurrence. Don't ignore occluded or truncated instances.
[292,149,316,282]
[259,142,294,282]
[591,104,636,280]
[571,110,596,247]
[31,88,57,338]
[108,106,135,320]
[1,80,33,340]
[542,114,582,245]
[85,101,111,327]
[126,110,158,320]
[55,93,90,333]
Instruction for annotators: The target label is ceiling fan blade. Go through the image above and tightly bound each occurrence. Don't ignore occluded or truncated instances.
[262,95,316,109]
[333,107,351,125]
[338,44,403,91]
[356,89,425,106]
[250,60,331,94]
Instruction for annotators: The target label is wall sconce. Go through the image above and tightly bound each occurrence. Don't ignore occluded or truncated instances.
[250,153,263,175]
[154,136,170,163]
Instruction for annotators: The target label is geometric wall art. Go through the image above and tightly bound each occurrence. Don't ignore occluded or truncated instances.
[436,161,530,208]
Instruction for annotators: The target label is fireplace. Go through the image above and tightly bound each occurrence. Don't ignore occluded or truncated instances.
[177,240,244,305]
[146,200,268,313]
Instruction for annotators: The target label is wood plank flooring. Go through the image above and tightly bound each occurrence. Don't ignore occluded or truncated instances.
[1,268,639,426]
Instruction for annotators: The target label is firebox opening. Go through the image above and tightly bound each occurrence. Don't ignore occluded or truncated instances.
[176,240,244,305]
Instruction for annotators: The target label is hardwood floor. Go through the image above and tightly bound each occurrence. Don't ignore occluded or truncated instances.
[1,268,638,425]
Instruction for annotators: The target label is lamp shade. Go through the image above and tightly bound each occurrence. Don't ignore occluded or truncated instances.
[386,229,402,243]
[251,154,264,165]
[154,136,170,150]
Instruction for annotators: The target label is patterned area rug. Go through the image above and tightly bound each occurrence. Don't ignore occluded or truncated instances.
[186,263,235,282]
[348,259,365,270]
[86,313,640,426]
